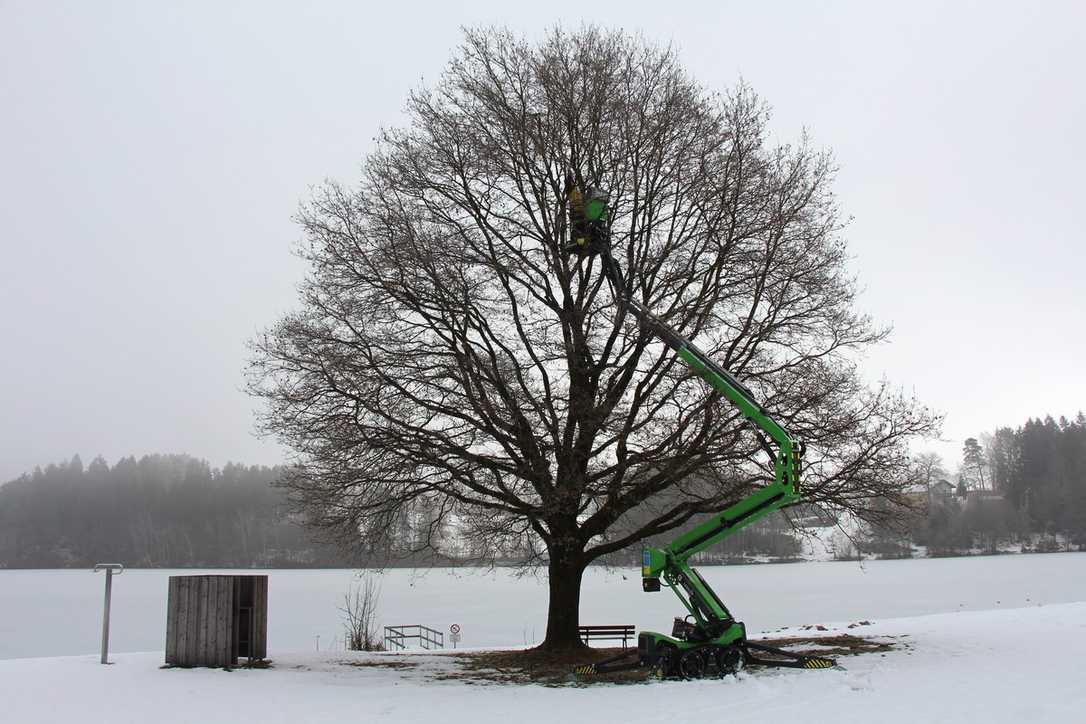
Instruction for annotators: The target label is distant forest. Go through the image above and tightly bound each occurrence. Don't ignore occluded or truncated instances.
[0,454,352,568]
[3,412,1084,568]
[864,413,1086,558]
[0,452,809,570]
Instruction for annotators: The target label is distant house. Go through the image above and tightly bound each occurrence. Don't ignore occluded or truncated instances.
[930,479,955,504]
[905,480,955,507]
[964,488,1005,507]
[903,484,928,506]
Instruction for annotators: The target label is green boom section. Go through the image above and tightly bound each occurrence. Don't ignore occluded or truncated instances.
[665,479,799,561]
[630,306,805,631]
[675,346,793,458]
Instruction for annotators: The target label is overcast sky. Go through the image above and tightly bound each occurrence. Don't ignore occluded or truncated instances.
[2,1,1083,481]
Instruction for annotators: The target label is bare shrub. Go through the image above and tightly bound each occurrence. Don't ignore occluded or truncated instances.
[342,575,384,651]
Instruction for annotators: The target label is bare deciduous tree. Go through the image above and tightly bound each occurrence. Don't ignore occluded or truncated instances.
[248,26,940,651]
[913,451,948,502]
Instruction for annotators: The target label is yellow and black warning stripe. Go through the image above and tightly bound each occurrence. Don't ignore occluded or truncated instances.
[802,657,836,669]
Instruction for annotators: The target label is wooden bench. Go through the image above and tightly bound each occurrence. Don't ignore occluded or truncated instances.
[578,624,636,648]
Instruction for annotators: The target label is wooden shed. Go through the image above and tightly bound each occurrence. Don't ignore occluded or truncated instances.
[165,575,267,668]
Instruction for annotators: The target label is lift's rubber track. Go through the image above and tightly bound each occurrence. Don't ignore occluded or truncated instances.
[573,641,837,679]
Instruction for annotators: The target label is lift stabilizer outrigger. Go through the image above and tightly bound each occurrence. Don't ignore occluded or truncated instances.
[562,182,837,679]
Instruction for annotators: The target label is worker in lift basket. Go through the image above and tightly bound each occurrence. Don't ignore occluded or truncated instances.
[564,171,610,257]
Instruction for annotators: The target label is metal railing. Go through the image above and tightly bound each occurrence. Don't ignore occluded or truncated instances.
[383,625,444,650]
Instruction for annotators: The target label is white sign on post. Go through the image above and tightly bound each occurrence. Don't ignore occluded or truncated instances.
[450,623,461,648]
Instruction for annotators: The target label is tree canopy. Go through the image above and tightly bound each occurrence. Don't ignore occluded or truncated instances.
[248,26,940,649]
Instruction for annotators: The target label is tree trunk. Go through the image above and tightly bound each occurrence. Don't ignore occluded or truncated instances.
[539,543,587,651]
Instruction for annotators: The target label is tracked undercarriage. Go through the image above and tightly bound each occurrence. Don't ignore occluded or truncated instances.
[574,619,836,679]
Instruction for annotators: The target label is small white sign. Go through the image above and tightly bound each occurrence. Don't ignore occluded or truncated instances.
[450,623,461,634]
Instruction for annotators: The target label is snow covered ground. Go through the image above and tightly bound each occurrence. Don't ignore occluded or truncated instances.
[2,553,1084,660]
[2,603,1083,724]
[1,555,1084,723]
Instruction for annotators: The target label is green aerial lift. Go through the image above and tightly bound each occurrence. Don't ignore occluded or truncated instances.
[563,179,837,678]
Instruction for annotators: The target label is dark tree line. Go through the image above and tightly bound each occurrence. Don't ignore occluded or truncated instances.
[0,454,355,568]
[867,413,1086,557]
[987,414,1086,536]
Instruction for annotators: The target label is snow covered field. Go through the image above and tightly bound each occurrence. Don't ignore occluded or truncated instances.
[2,553,1084,660]
[1,555,1084,724]
[1,603,1083,724]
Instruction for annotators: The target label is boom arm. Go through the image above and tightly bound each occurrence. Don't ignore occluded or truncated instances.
[563,185,838,677]
[592,247,804,633]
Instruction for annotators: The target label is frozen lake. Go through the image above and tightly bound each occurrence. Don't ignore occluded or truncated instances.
[2,553,1084,660]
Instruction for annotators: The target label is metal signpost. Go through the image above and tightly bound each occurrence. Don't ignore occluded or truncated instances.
[93,563,124,664]
[449,623,461,649]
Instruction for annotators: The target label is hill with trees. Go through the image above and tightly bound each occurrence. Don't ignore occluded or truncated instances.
[863,413,1086,557]
[3,411,1082,569]
[0,454,350,568]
